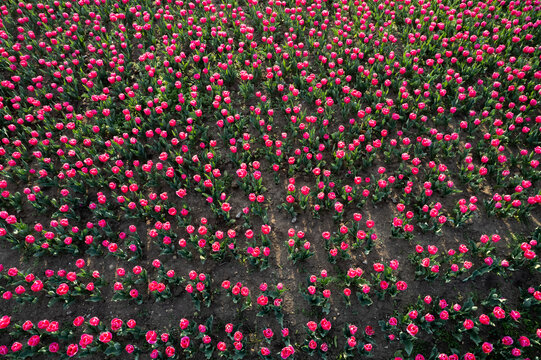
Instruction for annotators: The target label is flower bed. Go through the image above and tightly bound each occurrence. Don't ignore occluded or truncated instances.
[0,0,539,358]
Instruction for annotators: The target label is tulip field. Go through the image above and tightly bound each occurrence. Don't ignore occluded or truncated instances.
[0,0,540,358]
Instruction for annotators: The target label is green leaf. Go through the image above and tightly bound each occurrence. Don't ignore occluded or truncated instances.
[470,333,481,345]
[18,348,35,359]
[47,297,59,308]
[203,345,214,359]
[429,346,439,359]
[104,343,122,357]
[193,298,201,312]
[232,350,246,360]
[462,297,474,312]
[205,315,214,331]
[322,301,331,314]
[403,339,413,356]
[276,311,284,327]
[463,266,491,282]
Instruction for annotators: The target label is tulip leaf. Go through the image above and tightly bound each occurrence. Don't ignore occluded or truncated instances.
[403,338,413,355]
